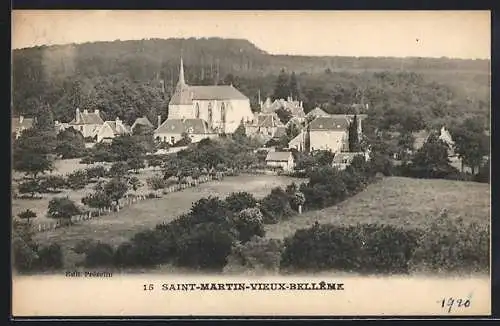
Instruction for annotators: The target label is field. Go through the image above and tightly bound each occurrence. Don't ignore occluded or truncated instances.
[265,177,490,240]
[31,174,302,264]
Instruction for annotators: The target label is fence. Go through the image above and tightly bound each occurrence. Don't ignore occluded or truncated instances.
[30,172,225,233]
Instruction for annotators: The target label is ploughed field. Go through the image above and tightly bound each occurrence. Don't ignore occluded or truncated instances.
[264,176,490,240]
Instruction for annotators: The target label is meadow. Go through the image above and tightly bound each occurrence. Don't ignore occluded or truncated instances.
[264,176,490,240]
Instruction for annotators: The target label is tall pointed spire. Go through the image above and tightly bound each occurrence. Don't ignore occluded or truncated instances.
[178,56,186,86]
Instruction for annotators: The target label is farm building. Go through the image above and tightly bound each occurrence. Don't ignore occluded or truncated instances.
[265,151,295,172]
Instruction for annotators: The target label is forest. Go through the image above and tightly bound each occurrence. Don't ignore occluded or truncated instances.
[12,37,490,129]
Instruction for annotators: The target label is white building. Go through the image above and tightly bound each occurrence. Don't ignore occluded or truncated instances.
[265,151,295,172]
[164,58,254,135]
[96,118,131,143]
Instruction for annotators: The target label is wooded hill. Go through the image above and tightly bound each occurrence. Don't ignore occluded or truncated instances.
[12,37,490,128]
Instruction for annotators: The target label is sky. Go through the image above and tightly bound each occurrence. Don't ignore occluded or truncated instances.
[12,10,491,59]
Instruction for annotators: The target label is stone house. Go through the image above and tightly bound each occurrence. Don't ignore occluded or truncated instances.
[308,116,350,153]
[67,108,104,139]
[154,118,218,145]
[96,118,132,143]
[265,151,295,172]
[12,115,34,139]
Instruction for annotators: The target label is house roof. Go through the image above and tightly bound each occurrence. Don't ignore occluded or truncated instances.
[12,117,34,131]
[309,116,350,131]
[169,84,248,105]
[104,120,131,135]
[333,152,364,164]
[306,107,330,118]
[132,116,153,129]
[266,151,293,162]
[69,110,104,125]
[155,118,211,135]
[257,113,283,128]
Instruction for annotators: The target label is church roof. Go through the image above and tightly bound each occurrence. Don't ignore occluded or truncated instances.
[309,116,350,131]
[155,118,211,135]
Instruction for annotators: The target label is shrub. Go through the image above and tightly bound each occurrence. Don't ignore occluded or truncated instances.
[85,165,107,180]
[39,175,67,193]
[37,243,64,270]
[174,222,237,271]
[408,211,489,273]
[224,237,284,274]
[12,222,39,273]
[280,223,421,274]
[17,209,37,224]
[147,175,166,190]
[83,242,115,268]
[225,191,258,213]
[232,208,265,243]
[66,170,88,190]
[108,161,129,179]
[18,180,43,198]
[259,187,294,224]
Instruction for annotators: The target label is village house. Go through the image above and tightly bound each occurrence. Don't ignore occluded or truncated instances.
[245,112,285,140]
[308,116,351,153]
[260,96,306,121]
[288,131,307,152]
[413,126,455,155]
[332,152,368,171]
[96,117,132,143]
[131,116,154,133]
[305,107,330,121]
[265,151,295,172]
[67,108,104,139]
[12,115,34,139]
[154,118,218,145]
[165,57,254,134]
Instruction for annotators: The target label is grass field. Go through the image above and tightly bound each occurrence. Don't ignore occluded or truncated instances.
[32,174,301,266]
[265,176,490,240]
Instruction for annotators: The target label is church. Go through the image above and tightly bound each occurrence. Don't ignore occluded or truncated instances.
[154,58,254,144]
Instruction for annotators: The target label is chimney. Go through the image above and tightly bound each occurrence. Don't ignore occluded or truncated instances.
[19,115,24,124]
[157,115,162,128]
[75,108,80,123]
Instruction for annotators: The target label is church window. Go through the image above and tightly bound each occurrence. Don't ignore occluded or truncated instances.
[195,103,200,119]
[208,103,213,123]
[221,103,226,123]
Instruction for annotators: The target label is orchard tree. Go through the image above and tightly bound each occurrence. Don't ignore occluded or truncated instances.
[104,178,129,205]
[18,180,42,198]
[127,157,145,173]
[109,161,129,179]
[48,197,81,226]
[128,176,142,193]
[13,128,56,179]
[40,175,66,193]
[225,192,258,213]
[55,128,86,159]
[17,209,37,224]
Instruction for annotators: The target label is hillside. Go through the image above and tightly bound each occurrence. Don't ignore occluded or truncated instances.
[12,38,490,126]
[265,176,490,240]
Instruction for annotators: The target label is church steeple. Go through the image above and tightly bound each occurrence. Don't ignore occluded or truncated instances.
[178,56,186,86]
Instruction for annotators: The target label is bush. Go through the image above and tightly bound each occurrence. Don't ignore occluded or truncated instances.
[39,175,67,193]
[66,170,88,190]
[47,197,81,226]
[147,175,166,190]
[108,161,129,178]
[259,187,294,224]
[174,222,237,271]
[232,208,265,243]
[224,237,284,274]
[17,209,37,224]
[85,165,107,180]
[12,222,39,273]
[83,242,115,268]
[280,223,421,274]
[18,180,43,198]
[225,192,258,213]
[408,211,489,273]
[37,243,64,270]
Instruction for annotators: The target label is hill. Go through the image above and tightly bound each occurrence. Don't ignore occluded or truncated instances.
[264,176,490,240]
[12,38,490,126]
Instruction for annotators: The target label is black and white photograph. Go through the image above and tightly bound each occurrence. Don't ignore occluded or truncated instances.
[11,10,491,316]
